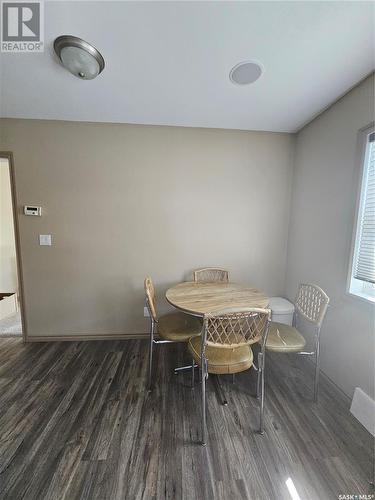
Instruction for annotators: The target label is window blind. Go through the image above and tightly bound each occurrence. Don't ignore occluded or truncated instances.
[354,131,375,284]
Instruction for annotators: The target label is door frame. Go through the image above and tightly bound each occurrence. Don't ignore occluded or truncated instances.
[0,152,27,342]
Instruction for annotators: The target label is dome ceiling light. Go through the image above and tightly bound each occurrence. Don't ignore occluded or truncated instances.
[54,35,105,80]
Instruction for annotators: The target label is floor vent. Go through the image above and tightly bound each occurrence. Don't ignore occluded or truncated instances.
[350,387,375,436]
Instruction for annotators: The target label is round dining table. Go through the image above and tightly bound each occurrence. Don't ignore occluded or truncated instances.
[166,281,269,317]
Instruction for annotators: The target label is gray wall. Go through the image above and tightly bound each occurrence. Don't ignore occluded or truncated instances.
[0,119,294,338]
[286,74,375,399]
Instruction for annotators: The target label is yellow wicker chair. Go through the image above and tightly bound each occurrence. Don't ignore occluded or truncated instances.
[193,268,229,283]
[188,308,271,445]
[262,283,329,401]
[144,277,202,390]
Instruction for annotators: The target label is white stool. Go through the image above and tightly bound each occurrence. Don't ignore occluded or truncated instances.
[268,297,294,325]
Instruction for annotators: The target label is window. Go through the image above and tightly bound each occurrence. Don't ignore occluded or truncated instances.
[349,126,375,303]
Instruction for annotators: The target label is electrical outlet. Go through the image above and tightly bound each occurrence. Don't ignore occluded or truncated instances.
[144,306,150,317]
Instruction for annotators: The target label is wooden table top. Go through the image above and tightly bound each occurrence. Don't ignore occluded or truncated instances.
[166,281,269,316]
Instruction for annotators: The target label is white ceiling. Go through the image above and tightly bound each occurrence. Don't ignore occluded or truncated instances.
[0,1,374,132]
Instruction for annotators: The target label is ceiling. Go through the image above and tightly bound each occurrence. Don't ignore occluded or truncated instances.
[0,1,374,132]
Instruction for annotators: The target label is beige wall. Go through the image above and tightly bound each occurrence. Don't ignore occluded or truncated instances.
[0,158,17,293]
[0,119,294,338]
[286,74,375,399]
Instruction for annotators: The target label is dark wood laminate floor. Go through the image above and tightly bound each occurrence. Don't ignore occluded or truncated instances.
[0,337,373,500]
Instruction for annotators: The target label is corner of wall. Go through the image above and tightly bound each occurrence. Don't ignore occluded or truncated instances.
[282,132,298,299]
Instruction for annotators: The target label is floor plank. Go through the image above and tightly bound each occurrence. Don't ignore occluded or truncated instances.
[0,338,373,500]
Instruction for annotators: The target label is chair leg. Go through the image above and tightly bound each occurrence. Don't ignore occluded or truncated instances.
[192,359,195,388]
[148,322,154,391]
[314,340,320,402]
[254,344,261,398]
[256,367,261,399]
[201,362,207,446]
[175,364,196,373]
[260,368,265,434]
[232,374,235,384]
[258,351,265,434]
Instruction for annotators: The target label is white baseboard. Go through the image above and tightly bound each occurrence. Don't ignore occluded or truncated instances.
[350,387,375,436]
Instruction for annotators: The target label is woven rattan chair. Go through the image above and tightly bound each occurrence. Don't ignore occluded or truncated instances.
[263,283,329,401]
[144,277,202,390]
[188,308,271,445]
[193,268,229,283]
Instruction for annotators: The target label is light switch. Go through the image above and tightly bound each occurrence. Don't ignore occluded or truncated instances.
[39,234,52,246]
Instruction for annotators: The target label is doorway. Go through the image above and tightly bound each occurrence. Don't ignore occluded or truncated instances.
[0,154,25,339]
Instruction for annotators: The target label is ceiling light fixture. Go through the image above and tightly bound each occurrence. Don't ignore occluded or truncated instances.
[230,61,263,86]
[54,35,105,80]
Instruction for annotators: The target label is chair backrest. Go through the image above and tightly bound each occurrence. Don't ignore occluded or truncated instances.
[144,277,157,322]
[294,283,329,327]
[202,308,271,349]
[194,268,229,283]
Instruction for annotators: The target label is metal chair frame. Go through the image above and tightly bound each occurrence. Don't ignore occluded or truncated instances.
[258,283,329,402]
[197,308,271,446]
[145,281,199,391]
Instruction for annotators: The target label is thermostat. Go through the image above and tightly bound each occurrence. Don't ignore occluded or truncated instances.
[24,205,42,216]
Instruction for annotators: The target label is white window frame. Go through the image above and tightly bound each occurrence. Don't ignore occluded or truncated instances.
[347,123,375,304]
